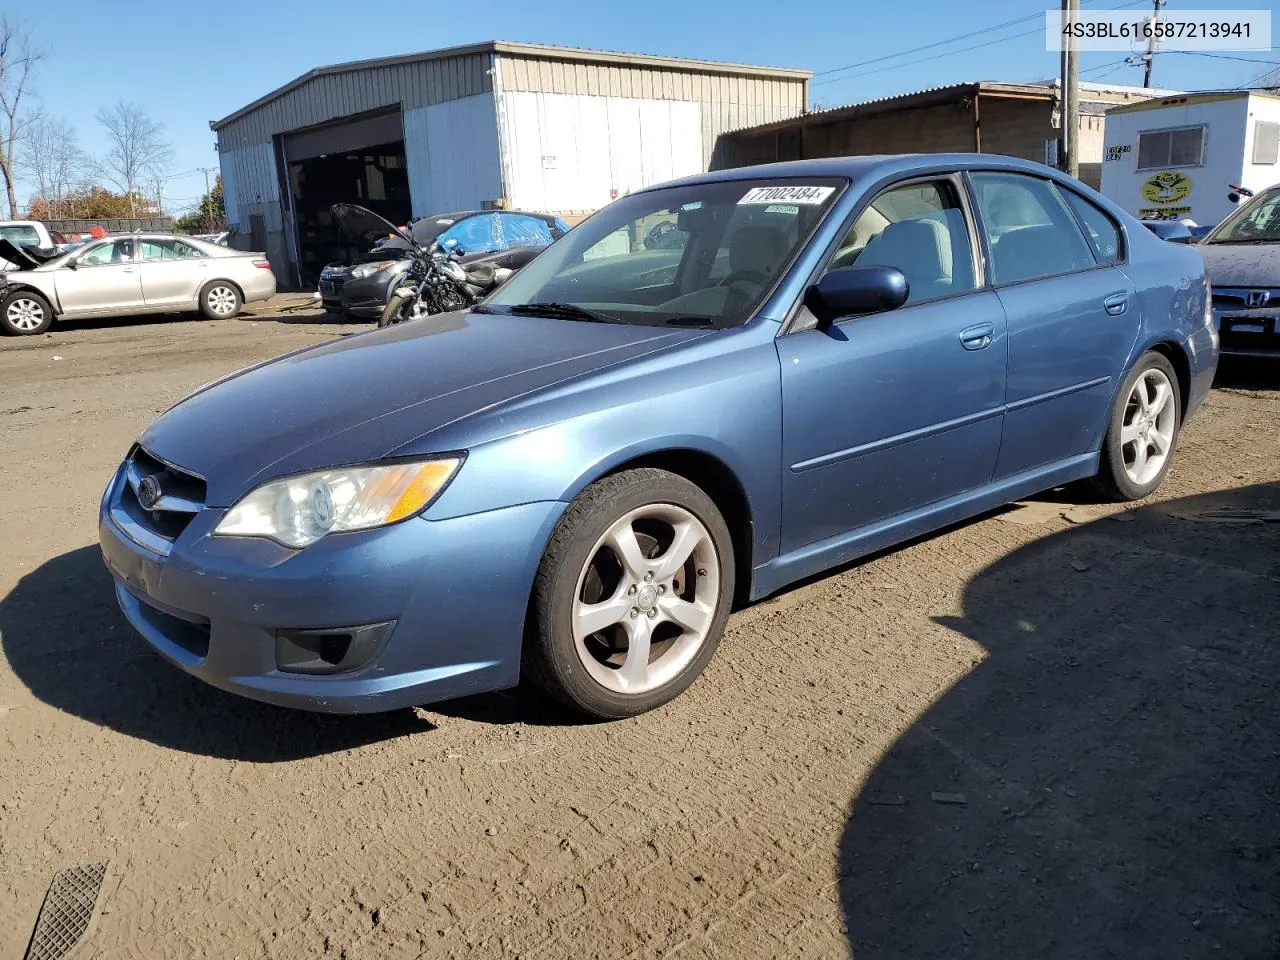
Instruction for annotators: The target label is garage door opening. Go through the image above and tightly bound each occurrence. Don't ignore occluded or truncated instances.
[287,143,410,285]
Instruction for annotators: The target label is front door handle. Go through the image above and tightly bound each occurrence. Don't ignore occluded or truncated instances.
[121,267,136,273]
[1104,293,1128,316]
[958,322,994,351]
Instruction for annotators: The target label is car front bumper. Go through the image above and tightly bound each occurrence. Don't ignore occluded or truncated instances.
[1212,307,1280,358]
[98,465,565,713]
[341,272,401,319]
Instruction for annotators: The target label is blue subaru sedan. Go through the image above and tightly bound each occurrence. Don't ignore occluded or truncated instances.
[99,155,1218,719]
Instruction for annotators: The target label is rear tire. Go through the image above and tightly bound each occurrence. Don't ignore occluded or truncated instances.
[1,289,53,336]
[524,468,736,719]
[1088,351,1181,501]
[199,281,242,320]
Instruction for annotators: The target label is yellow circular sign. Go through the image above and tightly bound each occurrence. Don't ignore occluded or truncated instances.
[1141,172,1193,206]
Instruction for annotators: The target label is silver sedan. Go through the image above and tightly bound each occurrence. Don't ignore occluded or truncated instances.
[0,234,277,336]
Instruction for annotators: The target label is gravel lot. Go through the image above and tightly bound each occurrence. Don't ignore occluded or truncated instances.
[1,306,1277,959]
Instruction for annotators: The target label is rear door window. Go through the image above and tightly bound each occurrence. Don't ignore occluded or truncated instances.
[970,172,1096,285]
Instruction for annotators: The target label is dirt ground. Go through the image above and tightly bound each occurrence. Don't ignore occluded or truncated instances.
[1,306,1276,960]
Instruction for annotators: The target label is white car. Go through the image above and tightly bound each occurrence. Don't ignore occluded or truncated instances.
[0,220,55,270]
[0,234,277,336]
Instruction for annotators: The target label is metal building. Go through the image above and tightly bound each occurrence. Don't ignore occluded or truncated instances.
[211,41,810,286]
[711,81,1167,191]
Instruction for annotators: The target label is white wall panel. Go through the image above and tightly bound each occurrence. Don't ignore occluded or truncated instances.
[498,91,704,213]
[403,94,504,217]
[218,142,279,229]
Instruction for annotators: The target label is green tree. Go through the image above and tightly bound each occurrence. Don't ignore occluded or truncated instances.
[175,176,224,234]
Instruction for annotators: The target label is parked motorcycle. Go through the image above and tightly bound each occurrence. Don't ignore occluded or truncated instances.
[379,238,512,328]
[329,203,534,327]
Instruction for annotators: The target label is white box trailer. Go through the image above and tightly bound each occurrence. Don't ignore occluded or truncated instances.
[1101,91,1280,227]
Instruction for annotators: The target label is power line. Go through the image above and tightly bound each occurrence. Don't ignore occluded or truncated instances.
[812,0,1150,86]
[1169,51,1280,65]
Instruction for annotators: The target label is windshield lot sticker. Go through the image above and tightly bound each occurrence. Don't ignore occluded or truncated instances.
[738,186,834,205]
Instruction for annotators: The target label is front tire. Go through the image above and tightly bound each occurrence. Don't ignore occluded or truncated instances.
[378,293,431,327]
[1089,351,1181,501]
[524,469,736,719]
[199,281,242,320]
[1,289,54,336]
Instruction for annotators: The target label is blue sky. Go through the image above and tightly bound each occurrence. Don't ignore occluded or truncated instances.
[14,0,1279,213]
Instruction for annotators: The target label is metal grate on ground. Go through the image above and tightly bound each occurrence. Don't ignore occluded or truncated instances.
[24,861,110,960]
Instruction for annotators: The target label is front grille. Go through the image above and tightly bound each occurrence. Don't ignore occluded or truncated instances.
[320,278,345,296]
[1212,287,1278,310]
[120,446,206,546]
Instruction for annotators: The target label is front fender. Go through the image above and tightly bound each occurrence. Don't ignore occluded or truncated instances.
[418,329,786,569]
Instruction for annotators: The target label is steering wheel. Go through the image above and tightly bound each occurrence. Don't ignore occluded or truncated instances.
[718,269,768,289]
[644,220,677,249]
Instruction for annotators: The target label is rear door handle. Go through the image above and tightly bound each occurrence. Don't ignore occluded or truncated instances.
[121,267,136,273]
[1104,293,1128,316]
[958,321,994,350]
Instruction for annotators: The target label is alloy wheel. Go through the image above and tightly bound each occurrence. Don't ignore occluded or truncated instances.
[207,286,238,316]
[6,297,45,332]
[1121,368,1176,486]
[572,504,720,694]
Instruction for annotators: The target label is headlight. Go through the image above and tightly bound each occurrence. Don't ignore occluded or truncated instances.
[214,457,462,548]
[350,261,395,280]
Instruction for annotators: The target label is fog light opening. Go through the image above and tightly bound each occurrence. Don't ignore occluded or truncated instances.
[274,621,394,675]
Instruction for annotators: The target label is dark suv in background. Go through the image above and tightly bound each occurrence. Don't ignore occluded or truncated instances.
[320,209,569,319]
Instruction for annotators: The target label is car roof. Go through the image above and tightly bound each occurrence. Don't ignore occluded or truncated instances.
[646,153,1069,192]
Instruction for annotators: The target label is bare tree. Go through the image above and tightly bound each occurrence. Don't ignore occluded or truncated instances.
[0,18,43,219]
[20,117,86,217]
[96,100,173,217]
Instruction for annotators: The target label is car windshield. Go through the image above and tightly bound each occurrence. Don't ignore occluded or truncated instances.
[1205,185,1280,244]
[484,178,845,327]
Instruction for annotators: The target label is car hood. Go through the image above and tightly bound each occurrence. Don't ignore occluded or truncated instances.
[1197,241,1280,287]
[138,311,706,506]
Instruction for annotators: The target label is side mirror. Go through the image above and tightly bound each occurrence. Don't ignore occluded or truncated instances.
[804,266,909,329]
[1227,192,1241,204]
[66,258,79,270]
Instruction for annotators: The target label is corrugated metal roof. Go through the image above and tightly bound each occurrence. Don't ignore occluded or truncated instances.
[723,79,1171,137]
[211,40,811,131]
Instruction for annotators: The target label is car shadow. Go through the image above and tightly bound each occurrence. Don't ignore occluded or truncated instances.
[1214,356,1280,390]
[0,546,434,761]
[837,482,1280,959]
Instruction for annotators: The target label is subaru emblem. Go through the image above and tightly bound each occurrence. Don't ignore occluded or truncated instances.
[138,474,163,510]
[1245,290,1270,308]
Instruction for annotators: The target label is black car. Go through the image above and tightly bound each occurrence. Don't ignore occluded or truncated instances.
[320,208,569,319]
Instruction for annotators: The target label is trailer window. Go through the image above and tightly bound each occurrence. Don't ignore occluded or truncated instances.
[1253,121,1279,165]
[1136,126,1205,170]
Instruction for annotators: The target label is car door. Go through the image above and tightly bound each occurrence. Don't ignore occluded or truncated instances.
[54,239,144,316]
[139,238,207,308]
[776,175,1008,554]
[967,172,1140,479]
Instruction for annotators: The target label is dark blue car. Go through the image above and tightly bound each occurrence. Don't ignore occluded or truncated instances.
[98,155,1218,719]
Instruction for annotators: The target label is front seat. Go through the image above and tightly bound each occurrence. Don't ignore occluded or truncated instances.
[857,217,953,303]
[726,225,788,283]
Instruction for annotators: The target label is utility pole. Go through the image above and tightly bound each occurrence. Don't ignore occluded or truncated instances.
[1060,0,1080,178]
[153,177,165,218]
[198,166,217,232]
[1143,0,1165,87]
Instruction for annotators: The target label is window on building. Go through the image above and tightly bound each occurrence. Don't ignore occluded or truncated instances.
[1136,126,1205,169]
[1253,121,1280,165]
